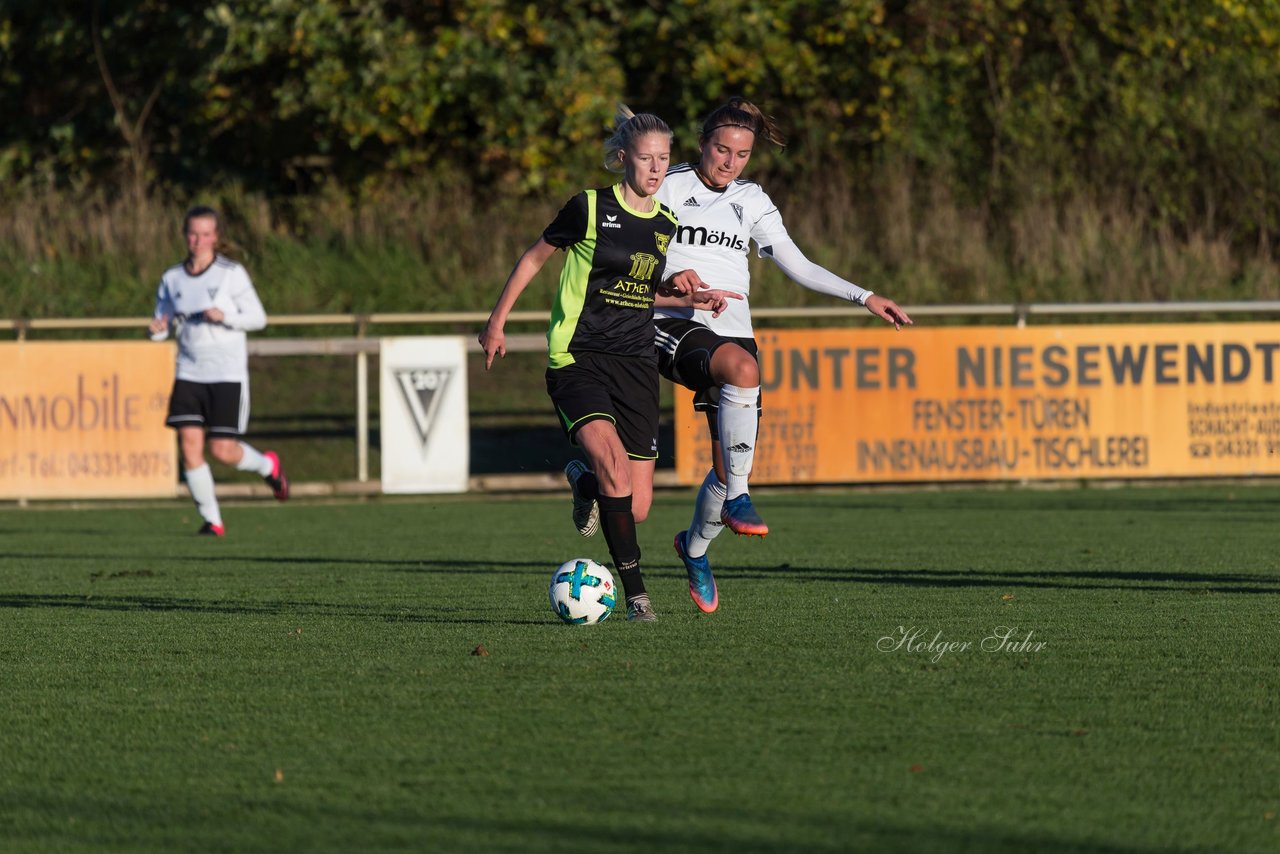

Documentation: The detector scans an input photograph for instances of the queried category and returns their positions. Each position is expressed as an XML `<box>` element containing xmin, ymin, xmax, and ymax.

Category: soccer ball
<box><xmin>549</xmin><ymin>558</ymin><xmax>616</xmax><ymax>625</ymax></box>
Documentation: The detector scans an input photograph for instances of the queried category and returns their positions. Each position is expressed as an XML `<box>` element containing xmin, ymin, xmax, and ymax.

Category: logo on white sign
<box><xmin>394</xmin><ymin>367</ymin><xmax>453</xmax><ymax>450</ymax></box>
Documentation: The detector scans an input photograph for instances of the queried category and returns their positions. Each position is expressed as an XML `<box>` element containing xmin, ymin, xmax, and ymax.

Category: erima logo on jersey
<box><xmin>682</xmin><ymin>196</ymin><xmax>700</xmax><ymax>207</ymax></box>
<box><xmin>394</xmin><ymin>367</ymin><xmax>453</xmax><ymax>450</ymax></box>
<box><xmin>602</xmin><ymin>214</ymin><xmax>622</xmax><ymax>229</ymax></box>
<box><xmin>675</xmin><ymin>224</ymin><xmax>747</xmax><ymax>251</ymax></box>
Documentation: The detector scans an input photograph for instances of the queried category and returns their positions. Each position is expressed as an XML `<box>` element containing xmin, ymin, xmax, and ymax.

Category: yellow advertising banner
<box><xmin>674</xmin><ymin>324</ymin><xmax>1280</xmax><ymax>484</ymax></box>
<box><xmin>0</xmin><ymin>342</ymin><xmax>178</xmax><ymax>498</ymax></box>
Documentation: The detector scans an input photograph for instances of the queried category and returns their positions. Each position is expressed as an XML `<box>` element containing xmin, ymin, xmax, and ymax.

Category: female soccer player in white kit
<box><xmin>148</xmin><ymin>206</ymin><xmax>289</xmax><ymax>536</ymax></box>
<box><xmin>655</xmin><ymin>98</ymin><xmax>912</xmax><ymax>612</ymax></box>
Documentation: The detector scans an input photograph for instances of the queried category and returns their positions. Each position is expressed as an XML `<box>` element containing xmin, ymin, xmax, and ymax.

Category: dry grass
<box><xmin>771</xmin><ymin>163</ymin><xmax>1272</xmax><ymax>308</ymax></box>
<box><xmin>1</xmin><ymin>169</ymin><xmax>1274</xmax><ymax>319</ymax></box>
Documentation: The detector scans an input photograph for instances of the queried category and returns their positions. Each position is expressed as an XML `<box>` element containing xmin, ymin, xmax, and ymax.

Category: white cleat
<box><xmin>564</xmin><ymin>460</ymin><xmax>600</xmax><ymax>538</ymax></box>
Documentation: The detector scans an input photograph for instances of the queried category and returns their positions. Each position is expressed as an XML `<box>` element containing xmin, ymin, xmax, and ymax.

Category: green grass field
<box><xmin>2</xmin><ymin>485</ymin><xmax>1278</xmax><ymax>852</ymax></box>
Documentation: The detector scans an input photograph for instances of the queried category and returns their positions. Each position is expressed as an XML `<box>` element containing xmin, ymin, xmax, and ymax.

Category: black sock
<box><xmin>578</xmin><ymin>469</ymin><xmax>600</xmax><ymax>501</ymax></box>
<box><xmin>597</xmin><ymin>494</ymin><xmax>644</xmax><ymax>599</ymax></box>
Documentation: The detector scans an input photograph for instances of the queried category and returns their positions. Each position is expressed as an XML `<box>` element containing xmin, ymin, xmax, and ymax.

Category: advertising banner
<box><xmin>674</xmin><ymin>324</ymin><xmax>1280</xmax><ymax>484</ymax></box>
<box><xmin>0</xmin><ymin>341</ymin><xmax>177</xmax><ymax>498</ymax></box>
<box><xmin>379</xmin><ymin>336</ymin><xmax>469</xmax><ymax>493</ymax></box>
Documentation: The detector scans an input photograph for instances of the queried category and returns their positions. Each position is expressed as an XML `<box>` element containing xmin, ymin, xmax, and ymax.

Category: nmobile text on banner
<box><xmin>675</xmin><ymin>324</ymin><xmax>1280</xmax><ymax>484</ymax></box>
<box><xmin>0</xmin><ymin>341</ymin><xmax>177</xmax><ymax>499</ymax></box>
<box><xmin>379</xmin><ymin>336</ymin><xmax>469</xmax><ymax>494</ymax></box>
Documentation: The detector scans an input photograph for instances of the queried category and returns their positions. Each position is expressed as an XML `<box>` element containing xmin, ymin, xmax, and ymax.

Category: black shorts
<box><xmin>655</xmin><ymin>317</ymin><xmax>761</xmax><ymax>438</ymax></box>
<box><xmin>545</xmin><ymin>352</ymin><xmax>659</xmax><ymax>460</ymax></box>
<box><xmin>165</xmin><ymin>379</ymin><xmax>248</xmax><ymax>438</ymax></box>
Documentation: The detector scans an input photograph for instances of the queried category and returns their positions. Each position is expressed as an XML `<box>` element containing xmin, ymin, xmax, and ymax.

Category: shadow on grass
<box><xmin>0</xmin><ymin>551</ymin><xmax>552</xmax><ymax>574</ymax></box>
<box><xmin>417</xmin><ymin>811</ymin><xmax>1170</xmax><ymax>854</ymax></box>
<box><xmin>758</xmin><ymin>492</ymin><xmax>1280</xmax><ymax>516</ymax></box>
<box><xmin>2</xmin><ymin>546</ymin><xmax>1275</xmax><ymax>595</ymax></box>
<box><xmin>695</xmin><ymin>563</ymin><xmax>1280</xmax><ymax>595</ymax></box>
<box><xmin>0</xmin><ymin>528</ymin><xmax>120</xmax><ymax>537</ymax></box>
<box><xmin>0</xmin><ymin>593</ymin><xmax>544</xmax><ymax>626</ymax></box>
<box><xmin>0</xmin><ymin>789</ymin><xmax>1182</xmax><ymax>854</ymax></box>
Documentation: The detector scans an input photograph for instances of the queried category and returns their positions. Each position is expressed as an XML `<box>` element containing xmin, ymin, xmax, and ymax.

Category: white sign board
<box><xmin>379</xmin><ymin>336</ymin><xmax>469</xmax><ymax>493</ymax></box>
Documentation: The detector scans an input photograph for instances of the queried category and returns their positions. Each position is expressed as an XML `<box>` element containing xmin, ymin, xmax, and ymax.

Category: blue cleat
<box><xmin>675</xmin><ymin>530</ymin><xmax>718</xmax><ymax>613</ymax></box>
<box><xmin>720</xmin><ymin>493</ymin><xmax>768</xmax><ymax>537</ymax></box>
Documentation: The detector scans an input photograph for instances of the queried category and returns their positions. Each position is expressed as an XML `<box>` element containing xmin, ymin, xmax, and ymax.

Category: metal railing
<box><xmin>8</xmin><ymin>300</ymin><xmax>1280</xmax><ymax>340</ymax></box>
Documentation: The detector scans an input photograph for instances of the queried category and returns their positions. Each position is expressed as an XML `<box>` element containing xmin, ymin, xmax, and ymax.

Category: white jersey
<box><xmin>149</xmin><ymin>255</ymin><xmax>267</xmax><ymax>383</ymax></box>
<box><xmin>656</xmin><ymin>163</ymin><xmax>870</xmax><ymax>338</ymax></box>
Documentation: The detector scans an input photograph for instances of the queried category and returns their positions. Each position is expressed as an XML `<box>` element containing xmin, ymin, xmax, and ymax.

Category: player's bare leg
<box><xmin>575</xmin><ymin>420</ymin><xmax>655</xmax><ymax>621</ymax></box>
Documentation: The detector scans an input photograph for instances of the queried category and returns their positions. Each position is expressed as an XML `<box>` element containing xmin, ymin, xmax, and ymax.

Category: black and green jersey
<box><xmin>543</xmin><ymin>184</ymin><xmax>678</xmax><ymax>368</ymax></box>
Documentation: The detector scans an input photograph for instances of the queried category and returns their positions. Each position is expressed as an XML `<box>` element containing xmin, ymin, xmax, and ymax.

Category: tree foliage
<box><xmin>1</xmin><ymin>0</ymin><xmax>1276</xmax><ymax>245</ymax></box>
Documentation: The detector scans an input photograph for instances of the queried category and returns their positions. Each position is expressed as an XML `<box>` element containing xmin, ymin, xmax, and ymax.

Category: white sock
<box><xmin>718</xmin><ymin>384</ymin><xmax>760</xmax><ymax>500</ymax></box>
<box><xmin>235</xmin><ymin>443</ymin><xmax>273</xmax><ymax>477</ymax></box>
<box><xmin>184</xmin><ymin>463</ymin><xmax>222</xmax><ymax>527</ymax></box>
<box><xmin>685</xmin><ymin>469</ymin><xmax>726</xmax><ymax>558</ymax></box>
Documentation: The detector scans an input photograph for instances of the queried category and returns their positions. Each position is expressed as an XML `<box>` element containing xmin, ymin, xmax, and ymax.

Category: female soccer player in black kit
<box><xmin>479</xmin><ymin>106</ymin><xmax>735</xmax><ymax>622</ymax></box>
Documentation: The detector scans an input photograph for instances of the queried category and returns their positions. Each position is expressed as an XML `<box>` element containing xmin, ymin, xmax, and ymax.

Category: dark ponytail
<box><xmin>699</xmin><ymin>97</ymin><xmax>786</xmax><ymax>149</ymax></box>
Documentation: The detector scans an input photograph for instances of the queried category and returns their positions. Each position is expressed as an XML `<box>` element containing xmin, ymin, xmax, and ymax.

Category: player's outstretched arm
<box><xmin>655</xmin><ymin>288</ymin><xmax>742</xmax><ymax>318</ymax></box>
<box><xmin>763</xmin><ymin>238</ymin><xmax>912</xmax><ymax>330</ymax></box>
<box><xmin>865</xmin><ymin>294</ymin><xmax>913</xmax><ymax>330</ymax></box>
<box><xmin>479</xmin><ymin>237</ymin><xmax>557</xmax><ymax>370</ymax></box>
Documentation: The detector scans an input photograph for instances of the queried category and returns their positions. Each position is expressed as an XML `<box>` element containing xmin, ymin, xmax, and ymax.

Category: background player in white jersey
<box><xmin>148</xmin><ymin>206</ymin><xmax>289</xmax><ymax>536</ymax></box>
<box><xmin>655</xmin><ymin>97</ymin><xmax>912</xmax><ymax>613</ymax></box>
